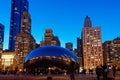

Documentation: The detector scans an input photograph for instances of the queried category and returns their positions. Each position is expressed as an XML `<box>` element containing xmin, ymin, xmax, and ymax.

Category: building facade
<box><xmin>15</xmin><ymin>12</ymin><xmax>36</xmax><ymax>72</ymax></box>
<box><xmin>53</xmin><ymin>36</ymin><xmax>61</xmax><ymax>46</ymax></box>
<box><xmin>40</xmin><ymin>29</ymin><xmax>60</xmax><ymax>46</ymax></box>
<box><xmin>82</xmin><ymin>16</ymin><xmax>103</xmax><ymax>73</ymax></box>
<box><xmin>65</xmin><ymin>42</ymin><xmax>73</xmax><ymax>51</ymax></box>
<box><xmin>103</xmin><ymin>37</ymin><xmax>120</xmax><ymax>66</ymax></box>
<box><xmin>0</xmin><ymin>23</ymin><xmax>4</xmax><ymax>50</ymax></box>
<box><xmin>1</xmin><ymin>51</ymin><xmax>15</xmax><ymax>71</ymax></box>
<box><xmin>9</xmin><ymin>0</ymin><xmax>29</xmax><ymax>51</ymax></box>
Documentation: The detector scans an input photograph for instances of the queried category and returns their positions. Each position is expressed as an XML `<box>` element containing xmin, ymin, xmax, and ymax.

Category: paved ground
<box><xmin>0</xmin><ymin>74</ymin><xmax>120</xmax><ymax>80</ymax></box>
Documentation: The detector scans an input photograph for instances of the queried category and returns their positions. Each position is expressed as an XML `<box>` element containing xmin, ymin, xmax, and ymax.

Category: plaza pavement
<box><xmin>0</xmin><ymin>74</ymin><xmax>120</xmax><ymax>80</ymax></box>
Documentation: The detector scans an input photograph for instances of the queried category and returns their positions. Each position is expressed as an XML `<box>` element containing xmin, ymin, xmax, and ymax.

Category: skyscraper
<box><xmin>82</xmin><ymin>16</ymin><xmax>103</xmax><ymax>73</ymax></box>
<box><xmin>0</xmin><ymin>23</ymin><xmax>4</xmax><ymax>50</ymax></box>
<box><xmin>15</xmin><ymin>12</ymin><xmax>36</xmax><ymax>71</ymax></box>
<box><xmin>9</xmin><ymin>0</ymin><xmax>29</xmax><ymax>51</ymax></box>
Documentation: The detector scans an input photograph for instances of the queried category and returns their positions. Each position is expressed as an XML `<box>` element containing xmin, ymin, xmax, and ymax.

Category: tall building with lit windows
<box><xmin>103</xmin><ymin>37</ymin><xmax>120</xmax><ymax>66</ymax></box>
<box><xmin>82</xmin><ymin>16</ymin><xmax>103</xmax><ymax>73</ymax></box>
<box><xmin>15</xmin><ymin>12</ymin><xmax>36</xmax><ymax>71</ymax></box>
<box><xmin>9</xmin><ymin>0</ymin><xmax>29</xmax><ymax>51</ymax></box>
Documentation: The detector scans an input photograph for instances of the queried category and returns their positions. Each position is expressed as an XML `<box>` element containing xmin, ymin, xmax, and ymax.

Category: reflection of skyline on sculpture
<box><xmin>1</xmin><ymin>0</ymin><xmax>120</xmax><ymax>50</ymax></box>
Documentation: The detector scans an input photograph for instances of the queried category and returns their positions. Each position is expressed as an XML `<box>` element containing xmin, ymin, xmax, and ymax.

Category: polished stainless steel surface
<box><xmin>24</xmin><ymin>46</ymin><xmax>79</xmax><ymax>72</ymax></box>
<box><xmin>25</xmin><ymin>46</ymin><xmax>79</xmax><ymax>63</ymax></box>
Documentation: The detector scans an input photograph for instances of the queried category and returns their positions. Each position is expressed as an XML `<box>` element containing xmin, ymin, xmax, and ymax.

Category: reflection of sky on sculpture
<box><xmin>1</xmin><ymin>0</ymin><xmax>120</xmax><ymax>49</ymax></box>
<box><xmin>25</xmin><ymin>46</ymin><xmax>79</xmax><ymax>63</ymax></box>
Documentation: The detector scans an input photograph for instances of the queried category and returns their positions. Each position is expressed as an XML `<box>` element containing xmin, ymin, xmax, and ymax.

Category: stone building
<box><xmin>40</xmin><ymin>29</ymin><xmax>60</xmax><ymax>46</ymax></box>
<box><xmin>1</xmin><ymin>51</ymin><xmax>15</xmax><ymax>71</ymax></box>
<box><xmin>82</xmin><ymin>16</ymin><xmax>103</xmax><ymax>73</ymax></box>
<box><xmin>15</xmin><ymin>12</ymin><xmax>36</xmax><ymax>72</ymax></box>
<box><xmin>103</xmin><ymin>37</ymin><xmax>120</xmax><ymax>67</ymax></box>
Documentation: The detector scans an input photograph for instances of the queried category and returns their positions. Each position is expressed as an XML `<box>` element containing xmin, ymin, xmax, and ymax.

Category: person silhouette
<box><xmin>102</xmin><ymin>63</ymin><xmax>108</xmax><ymax>80</ymax></box>
<box><xmin>112</xmin><ymin>65</ymin><xmax>116</xmax><ymax>77</ymax></box>
<box><xmin>96</xmin><ymin>65</ymin><xmax>102</xmax><ymax>80</ymax></box>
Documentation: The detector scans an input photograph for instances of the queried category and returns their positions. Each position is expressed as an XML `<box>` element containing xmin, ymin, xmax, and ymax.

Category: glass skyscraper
<box><xmin>0</xmin><ymin>23</ymin><xmax>4</xmax><ymax>50</ymax></box>
<box><xmin>9</xmin><ymin>0</ymin><xmax>29</xmax><ymax>51</ymax></box>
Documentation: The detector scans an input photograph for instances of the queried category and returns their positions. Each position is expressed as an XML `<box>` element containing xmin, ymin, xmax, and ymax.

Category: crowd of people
<box><xmin>96</xmin><ymin>63</ymin><xmax>116</xmax><ymax>80</ymax></box>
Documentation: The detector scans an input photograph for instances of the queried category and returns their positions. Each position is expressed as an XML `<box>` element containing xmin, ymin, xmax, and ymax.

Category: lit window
<box><xmin>15</xmin><ymin>7</ymin><xmax>17</xmax><ymax>10</ymax></box>
<box><xmin>24</xmin><ymin>19</ymin><xmax>28</xmax><ymax>22</ymax></box>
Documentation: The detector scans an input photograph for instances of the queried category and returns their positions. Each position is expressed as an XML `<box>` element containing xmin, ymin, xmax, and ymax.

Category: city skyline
<box><xmin>0</xmin><ymin>0</ymin><xmax>120</xmax><ymax>50</ymax></box>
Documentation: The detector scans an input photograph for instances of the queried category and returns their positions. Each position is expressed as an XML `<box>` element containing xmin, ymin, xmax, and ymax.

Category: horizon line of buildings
<box><xmin>0</xmin><ymin>0</ymin><xmax>120</xmax><ymax>74</ymax></box>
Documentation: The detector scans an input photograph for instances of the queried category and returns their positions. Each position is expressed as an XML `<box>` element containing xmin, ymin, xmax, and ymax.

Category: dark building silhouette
<box><xmin>15</xmin><ymin>12</ymin><xmax>36</xmax><ymax>71</ymax></box>
<box><xmin>0</xmin><ymin>23</ymin><xmax>4</xmax><ymax>50</ymax></box>
<box><xmin>65</xmin><ymin>42</ymin><xmax>73</xmax><ymax>51</ymax></box>
<box><xmin>9</xmin><ymin>0</ymin><xmax>29</xmax><ymax>51</ymax></box>
<box><xmin>77</xmin><ymin>38</ymin><xmax>84</xmax><ymax>72</ymax></box>
<box><xmin>77</xmin><ymin>38</ymin><xmax>82</xmax><ymax>57</ymax></box>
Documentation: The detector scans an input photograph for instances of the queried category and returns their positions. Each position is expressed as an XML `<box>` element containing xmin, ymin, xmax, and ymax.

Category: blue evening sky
<box><xmin>0</xmin><ymin>0</ymin><xmax>120</xmax><ymax>50</ymax></box>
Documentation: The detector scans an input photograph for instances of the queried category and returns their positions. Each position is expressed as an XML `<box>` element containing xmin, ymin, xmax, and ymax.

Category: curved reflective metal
<box><xmin>25</xmin><ymin>46</ymin><xmax>79</xmax><ymax>63</ymax></box>
<box><xmin>24</xmin><ymin>46</ymin><xmax>79</xmax><ymax>73</ymax></box>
